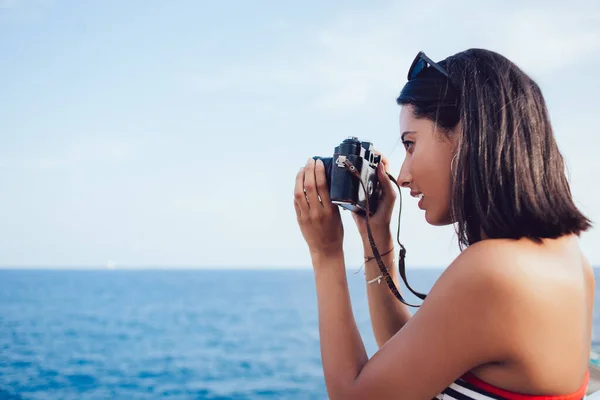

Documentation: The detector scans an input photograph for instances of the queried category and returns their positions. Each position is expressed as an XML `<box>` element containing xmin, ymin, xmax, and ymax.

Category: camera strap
<box><xmin>340</xmin><ymin>158</ymin><xmax>428</xmax><ymax>307</ymax></box>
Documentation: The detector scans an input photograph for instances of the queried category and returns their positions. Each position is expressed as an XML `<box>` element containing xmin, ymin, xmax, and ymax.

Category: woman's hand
<box><xmin>294</xmin><ymin>158</ymin><xmax>344</xmax><ymax>260</ymax></box>
<box><xmin>352</xmin><ymin>155</ymin><xmax>397</xmax><ymax>243</ymax></box>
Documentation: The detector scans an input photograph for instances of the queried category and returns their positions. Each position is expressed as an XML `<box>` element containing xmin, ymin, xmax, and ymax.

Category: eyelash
<box><xmin>402</xmin><ymin>140</ymin><xmax>414</xmax><ymax>150</ymax></box>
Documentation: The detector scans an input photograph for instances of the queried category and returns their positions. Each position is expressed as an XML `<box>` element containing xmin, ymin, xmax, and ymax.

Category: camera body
<box><xmin>313</xmin><ymin>137</ymin><xmax>381</xmax><ymax>215</ymax></box>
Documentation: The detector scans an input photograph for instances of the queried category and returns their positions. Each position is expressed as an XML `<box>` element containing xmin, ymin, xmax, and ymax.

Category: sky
<box><xmin>0</xmin><ymin>0</ymin><xmax>599</xmax><ymax>269</ymax></box>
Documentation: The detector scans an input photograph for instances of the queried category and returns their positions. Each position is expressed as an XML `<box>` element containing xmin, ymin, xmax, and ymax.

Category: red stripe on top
<box><xmin>461</xmin><ymin>370</ymin><xmax>589</xmax><ymax>400</ymax></box>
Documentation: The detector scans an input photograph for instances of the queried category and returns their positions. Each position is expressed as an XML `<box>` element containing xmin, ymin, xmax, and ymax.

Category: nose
<box><xmin>397</xmin><ymin>158</ymin><xmax>412</xmax><ymax>188</ymax></box>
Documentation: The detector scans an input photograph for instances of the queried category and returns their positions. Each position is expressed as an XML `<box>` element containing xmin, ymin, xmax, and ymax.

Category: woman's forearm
<box><xmin>312</xmin><ymin>253</ymin><xmax>368</xmax><ymax>399</ymax></box>
<box><xmin>362</xmin><ymin>235</ymin><xmax>413</xmax><ymax>347</ymax></box>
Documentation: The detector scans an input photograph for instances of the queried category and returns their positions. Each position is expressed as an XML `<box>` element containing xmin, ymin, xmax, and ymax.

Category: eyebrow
<box><xmin>401</xmin><ymin>131</ymin><xmax>417</xmax><ymax>141</ymax></box>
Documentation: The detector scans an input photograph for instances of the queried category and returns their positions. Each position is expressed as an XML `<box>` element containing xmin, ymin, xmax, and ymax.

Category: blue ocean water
<box><xmin>0</xmin><ymin>268</ymin><xmax>598</xmax><ymax>400</ymax></box>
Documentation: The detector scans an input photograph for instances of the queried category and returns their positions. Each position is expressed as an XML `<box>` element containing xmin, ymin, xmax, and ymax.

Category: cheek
<box><xmin>413</xmin><ymin>149</ymin><xmax>452</xmax><ymax>198</ymax></box>
<box><xmin>413</xmin><ymin>150</ymin><xmax>445</xmax><ymax>184</ymax></box>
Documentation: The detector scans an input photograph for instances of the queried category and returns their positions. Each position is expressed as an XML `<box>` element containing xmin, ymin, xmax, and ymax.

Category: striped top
<box><xmin>437</xmin><ymin>370</ymin><xmax>589</xmax><ymax>400</ymax></box>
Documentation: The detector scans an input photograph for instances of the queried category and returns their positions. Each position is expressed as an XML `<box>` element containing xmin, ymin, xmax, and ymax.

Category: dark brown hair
<box><xmin>397</xmin><ymin>48</ymin><xmax>591</xmax><ymax>249</ymax></box>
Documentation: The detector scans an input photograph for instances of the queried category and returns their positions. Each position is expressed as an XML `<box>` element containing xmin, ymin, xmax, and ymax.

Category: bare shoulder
<box><xmin>405</xmin><ymin>239</ymin><xmax>537</xmax><ymax>365</ymax></box>
<box><xmin>352</xmin><ymin>237</ymin><xmax>589</xmax><ymax>398</ymax></box>
<box><xmin>427</xmin><ymin>236</ymin><xmax>593</xmax><ymax>382</ymax></box>
<box><xmin>431</xmin><ymin>239</ymin><xmax>532</xmax><ymax>302</ymax></box>
<box><xmin>350</xmin><ymin>240</ymin><xmax>536</xmax><ymax>399</ymax></box>
<box><xmin>424</xmin><ymin>239</ymin><xmax>555</xmax><ymax>356</ymax></box>
<box><xmin>432</xmin><ymin>237</ymin><xmax>588</xmax><ymax>313</ymax></box>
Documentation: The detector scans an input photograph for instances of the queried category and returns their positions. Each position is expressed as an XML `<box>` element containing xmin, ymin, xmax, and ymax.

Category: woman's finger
<box><xmin>314</xmin><ymin>159</ymin><xmax>330</xmax><ymax>208</ymax></box>
<box><xmin>304</xmin><ymin>158</ymin><xmax>322</xmax><ymax>209</ymax></box>
<box><xmin>294</xmin><ymin>167</ymin><xmax>309</xmax><ymax>214</ymax></box>
<box><xmin>377</xmin><ymin>161</ymin><xmax>397</xmax><ymax>209</ymax></box>
<box><xmin>375</xmin><ymin>151</ymin><xmax>391</xmax><ymax>173</ymax></box>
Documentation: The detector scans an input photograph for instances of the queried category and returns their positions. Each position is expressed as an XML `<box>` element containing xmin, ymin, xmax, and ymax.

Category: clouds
<box><xmin>1</xmin><ymin>1</ymin><xmax>599</xmax><ymax>268</ymax></box>
<box><xmin>188</xmin><ymin>0</ymin><xmax>600</xmax><ymax>115</ymax></box>
<box><xmin>188</xmin><ymin>0</ymin><xmax>600</xmax><ymax>267</ymax></box>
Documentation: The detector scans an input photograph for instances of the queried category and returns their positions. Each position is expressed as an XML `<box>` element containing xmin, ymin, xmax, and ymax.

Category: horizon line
<box><xmin>0</xmin><ymin>265</ymin><xmax>448</xmax><ymax>270</ymax></box>
<box><xmin>1</xmin><ymin>265</ymin><xmax>599</xmax><ymax>271</ymax></box>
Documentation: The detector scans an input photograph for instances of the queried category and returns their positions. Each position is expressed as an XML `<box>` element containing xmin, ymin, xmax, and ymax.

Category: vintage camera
<box><xmin>313</xmin><ymin>137</ymin><xmax>382</xmax><ymax>215</ymax></box>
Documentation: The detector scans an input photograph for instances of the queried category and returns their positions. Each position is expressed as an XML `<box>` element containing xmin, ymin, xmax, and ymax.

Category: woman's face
<box><xmin>397</xmin><ymin>105</ymin><xmax>458</xmax><ymax>226</ymax></box>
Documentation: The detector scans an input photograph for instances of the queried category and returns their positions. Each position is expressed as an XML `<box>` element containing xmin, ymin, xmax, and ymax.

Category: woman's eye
<box><xmin>402</xmin><ymin>140</ymin><xmax>414</xmax><ymax>150</ymax></box>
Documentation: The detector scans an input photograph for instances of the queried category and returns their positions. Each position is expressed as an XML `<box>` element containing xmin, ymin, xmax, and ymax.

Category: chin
<box><xmin>424</xmin><ymin>208</ymin><xmax>453</xmax><ymax>226</ymax></box>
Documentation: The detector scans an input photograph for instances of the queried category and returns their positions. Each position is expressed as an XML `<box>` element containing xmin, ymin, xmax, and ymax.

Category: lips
<box><xmin>410</xmin><ymin>191</ymin><xmax>424</xmax><ymax>209</ymax></box>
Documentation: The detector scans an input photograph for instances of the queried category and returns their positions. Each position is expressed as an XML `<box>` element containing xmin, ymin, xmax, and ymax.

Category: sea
<box><xmin>1</xmin><ymin>268</ymin><xmax>599</xmax><ymax>400</ymax></box>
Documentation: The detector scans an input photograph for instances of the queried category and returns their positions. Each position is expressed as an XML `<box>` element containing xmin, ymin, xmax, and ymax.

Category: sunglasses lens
<box><xmin>409</xmin><ymin>58</ymin><xmax>426</xmax><ymax>80</ymax></box>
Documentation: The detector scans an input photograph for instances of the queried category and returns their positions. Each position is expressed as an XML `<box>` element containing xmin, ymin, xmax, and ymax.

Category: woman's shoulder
<box><xmin>434</xmin><ymin>238</ymin><xmax>537</xmax><ymax>297</ymax></box>
<box><xmin>429</xmin><ymin>234</ymin><xmax>591</xmax><ymax>332</ymax></box>
<box><xmin>442</xmin><ymin>235</ymin><xmax>589</xmax><ymax>288</ymax></box>
<box><xmin>430</xmin><ymin>236</ymin><xmax>593</xmax><ymax>390</ymax></box>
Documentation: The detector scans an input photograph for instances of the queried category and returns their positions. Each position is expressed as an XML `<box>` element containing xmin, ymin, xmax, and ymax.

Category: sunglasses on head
<box><xmin>407</xmin><ymin>51</ymin><xmax>450</xmax><ymax>81</ymax></box>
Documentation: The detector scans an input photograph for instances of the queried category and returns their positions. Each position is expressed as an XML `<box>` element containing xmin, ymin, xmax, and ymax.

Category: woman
<box><xmin>293</xmin><ymin>48</ymin><xmax>594</xmax><ymax>399</ymax></box>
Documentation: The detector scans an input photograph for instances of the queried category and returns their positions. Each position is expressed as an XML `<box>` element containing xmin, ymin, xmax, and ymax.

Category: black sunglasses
<box><xmin>407</xmin><ymin>51</ymin><xmax>450</xmax><ymax>81</ymax></box>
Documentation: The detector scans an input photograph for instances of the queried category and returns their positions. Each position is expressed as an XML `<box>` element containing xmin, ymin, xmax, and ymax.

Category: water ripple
<box><xmin>3</xmin><ymin>268</ymin><xmax>589</xmax><ymax>399</ymax></box>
